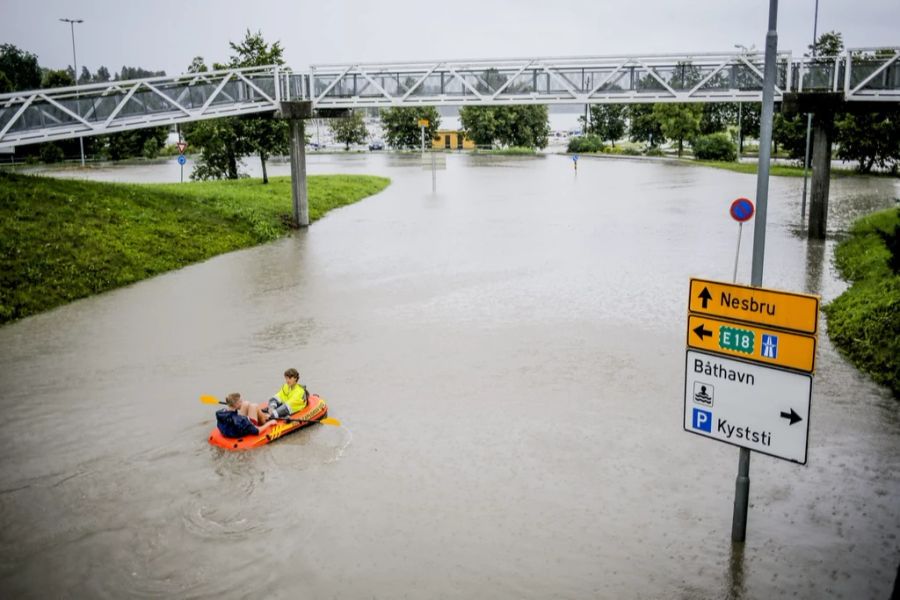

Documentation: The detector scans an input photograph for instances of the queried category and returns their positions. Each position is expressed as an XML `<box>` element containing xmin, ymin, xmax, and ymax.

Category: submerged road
<box><xmin>0</xmin><ymin>153</ymin><xmax>898</xmax><ymax>598</ymax></box>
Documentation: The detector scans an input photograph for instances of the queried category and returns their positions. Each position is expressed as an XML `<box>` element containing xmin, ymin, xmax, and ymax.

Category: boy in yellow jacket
<box><xmin>266</xmin><ymin>367</ymin><xmax>309</xmax><ymax>419</ymax></box>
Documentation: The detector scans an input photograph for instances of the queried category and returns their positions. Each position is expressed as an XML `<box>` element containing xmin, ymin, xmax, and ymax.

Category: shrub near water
<box><xmin>0</xmin><ymin>173</ymin><xmax>390</xmax><ymax>324</ymax></box>
<box><xmin>692</xmin><ymin>133</ymin><xmax>737</xmax><ymax>161</ymax></box>
<box><xmin>823</xmin><ymin>207</ymin><xmax>900</xmax><ymax>397</ymax></box>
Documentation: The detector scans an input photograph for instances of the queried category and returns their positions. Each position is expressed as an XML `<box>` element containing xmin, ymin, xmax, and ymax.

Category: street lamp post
<box><xmin>801</xmin><ymin>0</ymin><xmax>820</xmax><ymax>221</ymax></box>
<box><xmin>733</xmin><ymin>44</ymin><xmax>756</xmax><ymax>162</ymax></box>
<box><xmin>60</xmin><ymin>17</ymin><xmax>85</xmax><ymax>167</ymax></box>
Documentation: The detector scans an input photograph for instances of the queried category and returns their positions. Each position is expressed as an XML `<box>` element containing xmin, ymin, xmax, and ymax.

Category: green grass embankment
<box><xmin>694</xmin><ymin>160</ymin><xmax>862</xmax><ymax>177</ymax></box>
<box><xmin>823</xmin><ymin>207</ymin><xmax>900</xmax><ymax>397</ymax></box>
<box><xmin>0</xmin><ymin>173</ymin><xmax>390</xmax><ymax>324</ymax></box>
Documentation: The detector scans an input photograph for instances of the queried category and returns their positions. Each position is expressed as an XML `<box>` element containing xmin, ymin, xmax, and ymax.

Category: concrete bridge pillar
<box><xmin>808</xmin><ymin>111</ymin><xmax>834</xmax><ymax>240</ymax></box>
<box><xmin>782</xmin><ymin>93</ymin><xmax>844</xmax><ymax>240</ymax></box>
<box><xmin>278</xmin><ymin>101</ymin><xmax>313</xmax><ymax>227</ymax></box>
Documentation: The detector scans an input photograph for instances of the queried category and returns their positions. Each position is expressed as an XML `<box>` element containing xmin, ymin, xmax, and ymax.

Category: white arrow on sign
<box><xmin>683</xmin><ymin>349</ymin><xmax>812</xmax><ymax>464</ymax></box>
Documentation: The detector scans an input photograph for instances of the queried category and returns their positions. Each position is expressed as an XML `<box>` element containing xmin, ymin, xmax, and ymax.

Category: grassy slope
<box><xmin>0</xmin><ymin>173</ymin><xmax>389</xmax><ymax>324</ymax></box>
<box><xmin>823</xmin><ymin>207</ymin><xmax>900</xmax><ymax>397</ymax></box>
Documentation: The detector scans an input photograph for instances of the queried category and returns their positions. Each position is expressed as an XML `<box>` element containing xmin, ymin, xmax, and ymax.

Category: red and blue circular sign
<box><xmin>729</xmin><ymin>197</ymin><xmax>755</xmax><ymax>222</ymax></box>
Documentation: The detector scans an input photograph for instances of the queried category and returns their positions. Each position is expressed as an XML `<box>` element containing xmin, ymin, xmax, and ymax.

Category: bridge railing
<box><xmin>843</xmin><ymin>47</ymin><xmax>900</xmax><ymax>100</ymax></box>
<box><xmin>307</xmin><ymin>52</ymin><xmax>793</xmax><ymax>107</ymax></box>
<box><xmin>0</xmin><ymin>66</ymin><xmax>282</xmax><ymax>147</ymax></box>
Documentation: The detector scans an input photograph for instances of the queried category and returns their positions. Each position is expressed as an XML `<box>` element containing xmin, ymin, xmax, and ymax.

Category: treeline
<box><xmin>566</xmin><ymin>33</ymin><xmax>900</xmax><ymax>173</ymax></box>
<box><xmin>0</xmin><ymin>43</ymin><xmax>170</xmax><ymax>163</ymax></box>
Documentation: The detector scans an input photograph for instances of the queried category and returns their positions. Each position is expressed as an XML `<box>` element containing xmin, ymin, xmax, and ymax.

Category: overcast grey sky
<box><xmin>2</xmin><ymin>0</ymin><xmax>898</xmax><ymax>76</ymax></box>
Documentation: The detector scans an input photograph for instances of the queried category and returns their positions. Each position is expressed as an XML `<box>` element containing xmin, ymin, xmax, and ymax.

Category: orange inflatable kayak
<box><xmin>208</xmin><ymin>394</ymin><xmax>329</xmax><ymax>451</ymax></box>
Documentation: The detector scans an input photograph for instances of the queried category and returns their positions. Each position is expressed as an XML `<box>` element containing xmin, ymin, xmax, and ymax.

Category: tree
<box><xmin>41</xmin><ymin>69</ymin><xmax>74</xmax><ymax>88</ymax></box>
<box><xmin>627</xmin><ymin>104</ymin><xmax>665</xmax><ymax>147</ymax></box>
<box><xmin>699</xmin><ymin>103</ymin><xmax>736</xmax><ymax>135</ymax></box>
<box><xmin>228</xmin><ymin>30</ymin><xmax>289</xmax><ymax>183</ymax></box>
<box><xmin>186</xmin><ymin>117</ymin><xmax>247</xmax><ymax>180</ymax></box>
<box><xmin>458</xmin><ymin>106</ymin><xmax>495</xmax><ymax>146</ymax></box>
<box><xmin>494</xmin><ymin>105</ymin><xmax>550</xmax><ymax>149</ymax></box>
<box><xmin>460</xmin><ymin>105</ymin><xmax>549</xmax><ymax>149</ymax></box>
<box><xmin>772</xmin><ymin>112</ymin><xmax>807</xmax><ymax>160</ymax></box>
<box><xmin>581</xmin><ymin>104</ymin><xmax>627</xmax><ymax>146</ymax></box>
<box><xmin>380</xmin><ymin>106</ymin><xmax>441</xmax><ymax>149</ymax></box>
<box><xmin>809</xmin><ymin>31</ymin><xmax>843</xmax><ymax>57</ymax></box>
<box><xmin>652</xmin><ymin>103</ymin><xmax>702</xmax><ymax>156</ymax></box>
<box><xmin>0</xmin><ymin>44</ymin><xmax>42</xmax><ymax>92</ymax></box>
<box><xmin>329</xmin><ymin>111</ymin><xmax>368</xmax><ymax>150</ymax></box>
<box><xmin>835</xmin><ymin>109</ymin><xmax>900</xmax><ymax>173</ymax></box>
<box><xmin>184</xmin><ymin>32</ymin><xmax>290</xmax><ymax>183</ymax></box>
<box><xmin>94</xmin><ymin>66</ymin><xmax>111</xmax><ymax>82</ymax></box>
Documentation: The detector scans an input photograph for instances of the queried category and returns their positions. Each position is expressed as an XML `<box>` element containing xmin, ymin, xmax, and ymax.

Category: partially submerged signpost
<box><xmin>683</xmin><ymin>0</ymin><xmax>823</xmax><ymax>544</ymax></box>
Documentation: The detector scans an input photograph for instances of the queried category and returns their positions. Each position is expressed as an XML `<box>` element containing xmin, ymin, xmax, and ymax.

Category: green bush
<box><xmin>692</xmin><ymin>133</ymin><xmax>737</xmax><ymax>161</ymax></box>
<box><xmin>644</xmin><ymin>147</ymin><xmax>665</xmax><ymax>157</ymax></box>
<box><xmin>39</xmin><ymin>143</ymin><xmax>64</xmax><ymax>163</ymax></box>
<box><xmin>567</xmin><ymin>135</ymin><xmax>606</xmax><ymax>153</ymax></box>
<box><xmin>823</xmin><ymin>207</ymin><xmax>900</xmax><ymax>397</ymax></box>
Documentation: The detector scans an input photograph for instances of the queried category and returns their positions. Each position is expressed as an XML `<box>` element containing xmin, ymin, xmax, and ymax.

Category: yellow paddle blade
<box><xmin>200</xmin><ymin>395</ymin><xmax>222</xmax><ymax>405</ymax></box>
<box><xmin>320</xmin><ymin>417</ymin><xmax>342</xmax><ymax>427</ymax></box>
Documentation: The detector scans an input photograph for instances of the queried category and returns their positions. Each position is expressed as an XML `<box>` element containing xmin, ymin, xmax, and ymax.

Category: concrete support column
<box><xmin>288</xmin><ymin>118</ymin><xmax>308</xmax><ymax>227</ymax></box>
<box><xmin>278</xmin><ymin>101</ymin><xmax>314</xmax><ymax>228</ymax></box>
<box><xmin>808</xmin><ymin>112</ymin><xmax>834</xmax><ymax>240</ymax></box>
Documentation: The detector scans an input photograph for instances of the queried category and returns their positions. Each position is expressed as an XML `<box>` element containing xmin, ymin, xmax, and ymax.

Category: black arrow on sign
<box><xmin>697</xmin><ymin>286</ymin><xmax>712</xmax><ymax>309</ymax></box>
<box><xmin>780</xmin><ymin>409</ymin><xmax>802</xmax><ymax>425</ymax></box>
<box><xmin>693</xmin><ymin>324</ymin><xmax>713</xmax><ymax>340</ymax></box>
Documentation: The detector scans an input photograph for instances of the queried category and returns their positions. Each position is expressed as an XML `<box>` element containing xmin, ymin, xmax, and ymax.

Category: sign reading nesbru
<box><xmin>684</xmin><ymin>278</ymin><xmax>819</xmax><ymax>464</ymax></box>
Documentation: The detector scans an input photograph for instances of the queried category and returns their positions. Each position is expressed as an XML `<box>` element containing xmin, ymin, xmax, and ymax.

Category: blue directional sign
<box><xmin>177</xmin><ymin>155</ymin><xmax>187</xmax><ymax>166</ymax></box>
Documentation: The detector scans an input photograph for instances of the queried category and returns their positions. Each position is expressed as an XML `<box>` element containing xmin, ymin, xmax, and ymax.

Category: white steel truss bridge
<box><xmin>1</xmin><ymin>48</ymin><xmax>897</xmax><ymax>148</ymax></box>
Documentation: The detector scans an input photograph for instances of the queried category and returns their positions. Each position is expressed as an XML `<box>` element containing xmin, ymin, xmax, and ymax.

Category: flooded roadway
<box><xmin>1</xmin><ymin>153</ymin><xmax>898</xmax><ymax>599</ymax></box>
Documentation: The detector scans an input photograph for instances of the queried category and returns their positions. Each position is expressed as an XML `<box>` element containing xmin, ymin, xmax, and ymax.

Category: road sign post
<box><xmin>729</xmin><ymin>197</ymin><xmax>755</xmax><ymax>282</ymax></box>
<box><xmin>177</xmin><ymin>141</ymin><xmax>188</xmax><ymax>183</ymax></box>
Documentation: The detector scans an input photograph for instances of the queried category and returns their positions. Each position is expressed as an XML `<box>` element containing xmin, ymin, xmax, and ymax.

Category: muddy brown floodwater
<box><xmin>1</xmin><ymin>153</ymin><xmax>898</xmax><ymax>598</ymax></box>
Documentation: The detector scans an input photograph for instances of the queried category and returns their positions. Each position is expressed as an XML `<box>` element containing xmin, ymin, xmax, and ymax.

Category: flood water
<box><xmin>1</xmin><ymin>153</ymin><xmax>898</xmax><ymax>599</ymax></box>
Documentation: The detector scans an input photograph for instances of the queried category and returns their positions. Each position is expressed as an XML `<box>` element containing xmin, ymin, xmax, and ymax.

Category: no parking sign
<box><xmin>730</xmin><ymin>197</ymin><xmax>754</xmax><ymax>222</ymax></box>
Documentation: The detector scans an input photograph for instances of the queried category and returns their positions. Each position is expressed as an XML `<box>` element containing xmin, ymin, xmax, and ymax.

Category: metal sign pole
<box><xmin>431</xmin><ymin>150</ymin><xmax>436</xmax><ymax>193</ymax></box>
<box><xmin>733</xmin><ymin>222</ymin><xmax>743</xmax><ymax>283</ymax></box>
<box><xmin>733</xmin><ymin>0</ymin><xmax>778</xmax><ymax>544</ymax></box>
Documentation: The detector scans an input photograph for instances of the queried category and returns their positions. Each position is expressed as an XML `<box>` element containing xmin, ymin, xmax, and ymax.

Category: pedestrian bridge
<box><xmin>1</xmin><ymin>48</ymin><xmax>897</xmax><ymax>148</ymax></box>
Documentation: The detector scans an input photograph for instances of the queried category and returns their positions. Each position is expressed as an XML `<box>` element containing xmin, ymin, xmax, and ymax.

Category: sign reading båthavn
<box><xmin>688</xmin><ymin>278</ymin><xmax>819</xmax><ymax>335</ymax></box>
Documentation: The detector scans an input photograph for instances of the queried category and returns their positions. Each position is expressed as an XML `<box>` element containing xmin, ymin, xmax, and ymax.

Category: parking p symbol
<box><xmin>692</xmin><ymin>408</ymin><xmax>712</xmax><ymax>432</ymax></box>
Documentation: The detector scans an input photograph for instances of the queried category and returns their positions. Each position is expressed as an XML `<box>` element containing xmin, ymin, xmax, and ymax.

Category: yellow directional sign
<box><xmin>689</xmin><ymin>278</ymin><xmax>819</xmax><ymax>334</ymax></box>
<box><xmin>687</xmin><ymin>314</ymin><xmax>817</xmax><ymax>373</ymax></box>
<box><xmin>418</xmin><ymin>119</ymin><xmax>429</xmax><ymax>127</ymax></box>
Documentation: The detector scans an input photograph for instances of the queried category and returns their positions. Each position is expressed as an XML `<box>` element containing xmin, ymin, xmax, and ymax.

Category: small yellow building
<box><xmin>432</xmin><ymin>130</ymin><xmax>475</xmax><ymax>150</ymax></box>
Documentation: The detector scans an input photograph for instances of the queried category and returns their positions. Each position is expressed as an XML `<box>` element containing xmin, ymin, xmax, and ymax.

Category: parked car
<box><xmin>368</xmin><ymin>140</ymin><xmax>385</xmax><ymax>151</ymax></box>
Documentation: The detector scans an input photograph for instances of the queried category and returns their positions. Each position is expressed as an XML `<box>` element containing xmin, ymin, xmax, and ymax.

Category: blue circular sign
<box><xmin>177</xmin><ymin>155</ymin><xmax>187</xmax><ymax>166</ymax></box>
<box><xmin>730</xmin><ymin>197</ymin><xmax>754</xmax><ymax>222</ymax></box>
<box><xmin>572</xmin><ymin>154</ymin><xmax>579</xmax><ymax>162</ymax></box>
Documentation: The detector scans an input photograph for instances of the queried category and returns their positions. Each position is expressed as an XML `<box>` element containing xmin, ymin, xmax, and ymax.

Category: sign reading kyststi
<box><xmin>684</xmin><ymin>350</ymin><xmax>812</xmax><ymax>464</ymax></box>
<box><xmin>689</xmin><ymin>278</ymin><xmax>819</xmax><ymax>335</ymax></box>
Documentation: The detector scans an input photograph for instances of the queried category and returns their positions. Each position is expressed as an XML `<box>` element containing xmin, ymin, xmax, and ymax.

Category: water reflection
<box><xmin>726</xmin><ymin>543</ymin><xmax>746</xmax><ymax>600</ymax></box>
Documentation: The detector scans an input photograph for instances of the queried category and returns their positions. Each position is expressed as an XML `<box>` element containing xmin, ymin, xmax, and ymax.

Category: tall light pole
<box><xmin>801</xmin><ymin>0</ymin><xmax>820</xmax><ymax>221</ymax></box>
<box><xmin>733</xmin><ymin>44</ymin><xmax>755</xmax><ymax>161</ymax></box>
<box><xmin>60</xmin><ymin>17</ymin><xmax>85</xmax><ymax>167</ymax></box>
